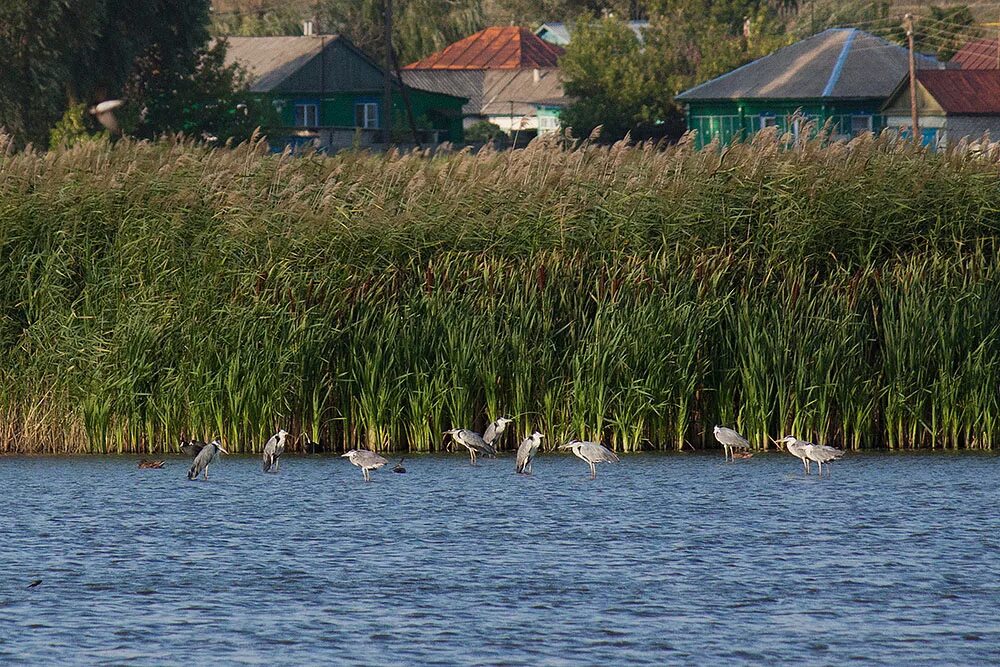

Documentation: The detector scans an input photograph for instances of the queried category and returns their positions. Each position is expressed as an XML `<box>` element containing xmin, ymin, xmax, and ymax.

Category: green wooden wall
<box><xmin>270</xmin><ymin>88</ymin><xmax>465</xmax><ymax>143</ymax></box>
<box><xmin>685</xmin><ymin>99</ymin><xmax>886</xmax><ymax>148</ymax></box>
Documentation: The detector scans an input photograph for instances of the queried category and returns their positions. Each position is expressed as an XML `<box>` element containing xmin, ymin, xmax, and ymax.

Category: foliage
<box><xmin>3</xmin><ymin>134</ymin><xmax>1000</xmax><ymax>454</ymax></box>
<box><xmin>0</xmin><ymin>0</ymin><xmax>256</xmax><ymax>147</ymax></box>
<box><xmin>560</xmin><ymin>8</ymin><xmax>791</xmax><ymax>141</ymax></box>
<box><xmin>465</xmin><ymin>120</ymin><xmax>507</xmax><ymax>142</ymax></box>
<box><xmin>49</xmin><ymin>104</ymin><xmax>107</xmax><ymax>150</ymax></box>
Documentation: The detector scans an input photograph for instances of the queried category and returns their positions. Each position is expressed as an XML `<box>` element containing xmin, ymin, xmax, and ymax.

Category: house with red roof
<box><xmin>401</xmin><ymin>26</ymin><xmax>568</xmax><ymax>135</ymax></box>
<box><xmin>883</xmin><ymin>69</ymin><xmax>1000</xmax><ymax>146</ymax></box>
<box><xmin>950</xmin><ymin>38</ymin><xmax>1000</xmax><ymax>70</ymax></box>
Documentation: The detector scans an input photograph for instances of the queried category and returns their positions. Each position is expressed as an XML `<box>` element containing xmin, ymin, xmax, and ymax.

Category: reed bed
<box><xmin>1</xmin><ymin>131</ymin><xmax>1000</xmax><ymax>454</ymax></box>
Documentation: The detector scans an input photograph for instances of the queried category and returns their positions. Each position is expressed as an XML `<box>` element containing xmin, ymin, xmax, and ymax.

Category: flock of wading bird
<box><xmin>141</xmin><ymin>420</ymin><xmax>845</xmax><ymax>482</ymax></box>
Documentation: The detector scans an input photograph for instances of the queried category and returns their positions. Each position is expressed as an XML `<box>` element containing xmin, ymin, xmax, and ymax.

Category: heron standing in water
<box><xmin>803</xmin><ymin>441</ymin><xmax>844</xmax><ymax>476</ymax></box>
<box><xmin>776</xmin><ymin>435</ymin><xmax>843</xmax><ymax>475</ymax></box>
<box><xmin>444</xmin><ymin>428</ymin><xmax>496</xmax><ymax>465</ymax></box>
<box><xmin>560</xmin><ymin>440</ymin><xmax>619</xmax><ymax>479</ymax></box>
<box><xmin>713</xmin><ymin>425</ymin><xmax>751</xmax><ymax>461</ymax></box>
<box><xmin>483</xmin><ymin>417</ymin><xmax>513</xmax><ymax>449</ymax></box>
<box><xmin>262</xmin><ymin>429</ymin><xmax>288</xmax><ymax>473</ymax></box>
<box><xmin>342</xmin><ymin>449</ymin><xmax>389</xmax><ymax>481</ymax></box>
<box><xmin>187</xmin><ymin>440</ymin><xmax>228</xmax><ymax>480</ymax></box>
<box><xmin>515</xmin><ymin>431</ymin><xmax>544</xmax><ymax>475</ymax></box>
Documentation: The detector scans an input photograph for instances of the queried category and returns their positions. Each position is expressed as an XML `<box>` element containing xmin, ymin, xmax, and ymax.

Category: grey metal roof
<box><xmin>224</xmin><ymin>36</ymin><xmax>330</xmax><ymax>92</ymax></box>
<box><xmin>223</xmin><ymin>34</ymin><xmax>410</xmax><ymax>95</ymax></box>
<box><xmin>400</xmin><ymin>70</ymin><xmax>486</xmax><ymax>116</ymax></box>
<box><xmin>676</xmin><ymin>29</ymin><xmax>942</xmax><ymax>102</ymax></box>
<box><xmin>481</xmin><ymin>69</ymin><xmax>566</xmax><ymax>116</ymax></box>
<box><xmin>401</xmin><ymin>68</ymin><xmax>566</xmax><ymax>117</ymax></box>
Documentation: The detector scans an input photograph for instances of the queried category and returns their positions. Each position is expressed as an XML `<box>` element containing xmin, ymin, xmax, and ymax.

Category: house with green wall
<box><xmin>224</xmin><ymin>35</ymin><xmax>466</xmax><ymax>150</ymax></box>
<box><xmin>676</xmin><ymin>29</ymin><xmax>942</xmax><ymax>148</ymax></box>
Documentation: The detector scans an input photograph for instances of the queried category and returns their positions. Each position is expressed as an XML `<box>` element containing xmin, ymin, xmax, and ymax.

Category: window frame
<box><xmin>294</xmin><ymin>103</ymin><xmax>319</xmax><ymax>128</ymax></box>
<box><xmin>354</xmin><ymin>102</ymin><xmax>380</xmax><ymax>129</ymax></box>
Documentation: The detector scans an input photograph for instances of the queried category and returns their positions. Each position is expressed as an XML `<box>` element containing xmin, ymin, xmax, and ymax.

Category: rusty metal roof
<box><xmin>403</xmin><ymin>26</ymin><xmax>563</xmax><ymax>70</ymax></box>
<box><xmin>951</xmin><ymin>38</ymin><xmax>1000</xmax><ymax>70</ymax></box>
<box><xmin>917</xmin><ymin>69</ymin><xmax>1000</xmax><ymax>114</ymax></box>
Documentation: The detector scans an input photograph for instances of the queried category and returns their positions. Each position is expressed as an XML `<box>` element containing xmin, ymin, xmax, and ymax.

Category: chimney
<box><xmin>533</xmin><ymin>68</ymin><xmax>540</xmax><ymax>83</ymax></box>
<box><xmin>303</xmin><ymin>20</ymin><xmax>315</xmax><ymax>36</ymax></box>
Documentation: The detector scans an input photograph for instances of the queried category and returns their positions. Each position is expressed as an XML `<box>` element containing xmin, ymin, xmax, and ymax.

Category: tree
<box><xmin>559</xmin><ymin>6</ymin><xmax>790</xmax><ymax>142</ymax></box>
<box><xmin>0</xmin><ymin>0</ymin><xmax>255</xmax><ymax>147</ymax></box>
<box><xmin>559</xmin><ymin>17</ymin><xmax>668</xmax><ymax>140</ymax></box>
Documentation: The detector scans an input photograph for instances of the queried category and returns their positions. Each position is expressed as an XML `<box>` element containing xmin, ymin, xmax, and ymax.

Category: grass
<box><xmin>1</xmin><ymin>130</ymin><xmax>1000</xmax><ymax>454</ymax></box>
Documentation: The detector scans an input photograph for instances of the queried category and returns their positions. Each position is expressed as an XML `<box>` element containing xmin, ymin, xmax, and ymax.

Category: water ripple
<box><xmin>1</xmin><ymin>451</ymin><xmax>999</xmax><ymax>664</ymax></box>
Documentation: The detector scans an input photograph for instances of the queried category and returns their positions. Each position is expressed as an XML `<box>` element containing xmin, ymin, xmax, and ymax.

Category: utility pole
<box><xmin>905</xmin><ymin>14</ymin><xmax>919</xmax><ymax>144</ymax></box>
<box><xmin>382</xmin><ymin>0</ymin><xmax>392</xmax><ymax>145</ymax></box>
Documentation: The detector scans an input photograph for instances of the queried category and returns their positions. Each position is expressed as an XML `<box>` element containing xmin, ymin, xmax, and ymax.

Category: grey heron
<box><xmin>444</xmin><ymin>428</ymin><xmax>496</xmax><ymax>465</ymax></box>
<box><xmin>775</xmin><ymin>435</ymin><xmax>811</xmax><ymax>473</ymax></box>
<box><xmin>515</xmin><ymin>431</ymin><xmax>544</xmax><ymax>474</ymax></box>
<box><xmin>262</xmin><ymin>429</ymin><xmax>288</xmax><ymax>473</ymax></box>
<box><xmin>713</xmin><ymin>425</ymin><xmax>751</xmax><ymax>461</ymax></box>
<box><xmin>483</xmin><ymin>417</ymin><xmax>513</xmax><ymax>448</ymax></box>
<box><xmin>559</xmin><ymin>440</ymin><xmax>619</xmax><ymax>479</ymax></box>
<box><xmin>179</xmin><ymin>438</ymin><xmax>206</xmax><ymax>457</ymax></box>
<box><xmin>802</xmin><ymin>441</ymin><xmax>844</xmax><ymax>476</ymax></box>
<box><xmin>187</xmin><ymin>440</ymin><xmax>228</xmax><ymax>480</ymax></box>
<box><xmin>89</xmin><ymin>99</ymin><xmax>123</xmax><ymax>134</ymax></box>
<box><xmin>342</xmin><ymin>449</ymin><xmax>389</xmax><ymax>481</ymax></box>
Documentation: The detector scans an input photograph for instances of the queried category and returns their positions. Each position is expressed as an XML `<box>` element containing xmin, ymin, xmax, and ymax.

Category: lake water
<box><xmin>1</xmin><ymin>451</ymin><xmax>999</xmax><ymax>665</ymax></box>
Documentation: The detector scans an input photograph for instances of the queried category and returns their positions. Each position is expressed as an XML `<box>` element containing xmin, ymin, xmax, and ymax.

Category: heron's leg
<box><xmin>364</xmin><ymin>468</ymin><xmax>370</xmax><ymax>482</ymax></box>
<box><xmin>275</xmin><ymin>458</ymin><xmax>279</xmax><ymax>472</ymax></box>
<box><xmin>589</xmin><ymin>462</ymin><xmax>596</xmax><ymax>479</ymax></box>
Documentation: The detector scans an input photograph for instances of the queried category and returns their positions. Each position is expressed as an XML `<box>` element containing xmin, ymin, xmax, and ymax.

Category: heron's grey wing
<box><xmin>515</xmin><ymin>438</ymin><xmax>532</xmax><ymax>471</ymax></box>
<box><xmin>717</xmin><ymin>427</ymin><xmax>750</xmax><ymax>448</ymax></box>
<box><xmin>815</xmin><ymin>445</ymin><xmax>844</xmax><ymax>462</ymax></box>
<box><xmin>188</xmin><ymin>446</ymin><xmax>211</xmax><ymax>478</ymax></box>
<box><xmin>588</xmin><ymin>443</ymin><xmax>619</xmax><ymax>463</ymax></box>
<box><xmin>459</xmin><ymin>429</ymin><xmax>492</xmax><ymax>454</ymax></box>
<box><xmin>263</xmin><ymin>434</ymin><xmax>278</xmax><ymax>456</ymax></box>
<box><xmin>483</xmin><ymin>421</ymin><xmax>499</xmax><ymax>446</ymax></box>
<box><xmin>357</xmin><ymin>451</ymin><xmax>388</xmax><ymax>468</ymax></box>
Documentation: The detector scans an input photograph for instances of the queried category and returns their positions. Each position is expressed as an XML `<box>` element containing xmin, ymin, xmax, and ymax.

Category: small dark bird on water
<box><xmin>303</xmin><ymin>436</ymin><xmax>325</xmax><ymax>454</ymax></box>
<box><xmin>393</xmin><ymin>458</ymin><xmax>406</xmax><ymax>473</ymax></box>
<box><xmin>138</xmin><ymin>459</ymin><xmax>165</xmax><ymax>469</ymax></box>
<box><xmin>27</xmin><ymin>580</ymin><xmax>42</xmax><ymax>589</ymax></box>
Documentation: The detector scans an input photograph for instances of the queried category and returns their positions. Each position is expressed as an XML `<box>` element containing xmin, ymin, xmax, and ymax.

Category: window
<box><xmin>538</xmin><ymin>114</ymin><xmax>559</xmax><ymax>132</ymax></box>
<box><xmin>355</xmin><ymin>102</ymin><xmax>379</xmax><ymax>129</ymax></box>
<box><xmin>851</xmin><ymin>115</ymin><xmax>873</xmax><ymax>136</ymax></box>
<box><xmin>294</xmin><ymin>103</ymin><xmax>318</xmax><ymax>127</ymax></box>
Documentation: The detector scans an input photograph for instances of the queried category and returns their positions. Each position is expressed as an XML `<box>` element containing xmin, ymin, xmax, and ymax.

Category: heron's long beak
<box><xmin>340</xmin><ymin>453</ymin><xmax>351</xmax><ymax>458</ymax></box>
<box><xmin>218</xmin><ymin>445</ymin><xmax>229</xmax><ymax>454</ymax></box>
<box><xmin>558</xmin><ymin>444</ymin><xmax>574</xmax><ymax>449</ymax></box>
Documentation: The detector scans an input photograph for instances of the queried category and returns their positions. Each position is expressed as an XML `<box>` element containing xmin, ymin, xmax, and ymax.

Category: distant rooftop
<box><xmin>917</xmin><ymin>69</ymin><xmax>1000</xmax><ymax>114</ymax></box>
<box><xmin>951</xmin><ymin>38</ymin><xmax>1000</xmax><ymax>70</ymax></box>
<box><xmin>403</xmin><ymin>26</ymin><xmax>564</xmax><ymax>70</ymax></box>
<box><xmin>401</xmin><ymin>68</ymin><xmax>566</xmax><ymax>118</ymax></box>
<box><xmin>535</xmin><ymin>20</ymin><xmax>649</xmax><ymax>46</ymax></box>
<box><xmin>223</xmin><ymin>35</ymin><xmax>333</xmax><ymax>92</ymax></box>
<box><xmin>677</xmin><ymin>29</ymin><xmax>942</xmax><ymax>102</ymax></box>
